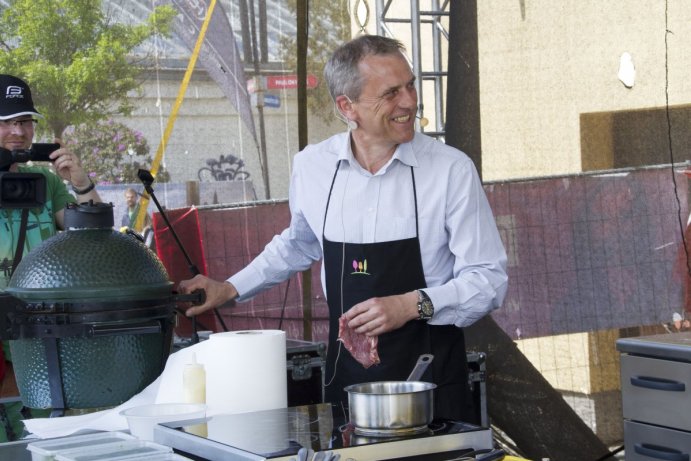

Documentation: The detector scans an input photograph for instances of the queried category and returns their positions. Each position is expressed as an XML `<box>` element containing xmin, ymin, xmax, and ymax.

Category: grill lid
<box><xmin>7</xmin><ymin>202</ymin><xmax>172</xmax><ymax>302</ymax></box>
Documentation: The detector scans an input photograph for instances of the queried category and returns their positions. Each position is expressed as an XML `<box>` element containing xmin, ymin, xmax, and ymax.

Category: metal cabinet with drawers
<box><xmin>616</xmin><ymin>332</ymin><xmax>691</xmax><ymax>461</ymax></box>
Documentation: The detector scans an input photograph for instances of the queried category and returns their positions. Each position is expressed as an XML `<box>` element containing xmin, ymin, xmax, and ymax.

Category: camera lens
<box><xmin>0</xmin><ymin>172</ymin><xmax>46</xmax><ymax>208</ymax></box>
<box><xmin>2</xmin><ymin>177</ymin><xmax>35</xmax><ymax>200</ymax></box>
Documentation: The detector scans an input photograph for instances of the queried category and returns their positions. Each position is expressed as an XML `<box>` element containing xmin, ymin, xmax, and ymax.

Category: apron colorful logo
<box><xmin>351</xmin><ymin>259</ymin><xmax>370</xmax><ymax>275</ymax></box>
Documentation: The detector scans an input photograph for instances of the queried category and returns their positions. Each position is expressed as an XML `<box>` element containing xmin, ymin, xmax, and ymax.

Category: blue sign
<box><xmin>264</xmin><ymin>93</ymin><xmax>281</xmax><ymax>108</ymax></box>
<box><xmin>250</xmin><ymin>93</ymin><xmax>281</xmax><ymax>109</ymax></box>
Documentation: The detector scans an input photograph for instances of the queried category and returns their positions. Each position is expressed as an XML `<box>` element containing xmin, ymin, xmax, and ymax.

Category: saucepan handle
<box><xmin>407</xmin><ymin>353</ymin><xmax>434</xmax><ymax>381</ymax></box>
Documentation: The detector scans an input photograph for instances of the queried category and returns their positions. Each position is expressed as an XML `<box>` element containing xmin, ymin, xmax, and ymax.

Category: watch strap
<box><xmin>72</xmin><ymin>179</ymin><xmax>95</xmax><ymax>195</ymax></box>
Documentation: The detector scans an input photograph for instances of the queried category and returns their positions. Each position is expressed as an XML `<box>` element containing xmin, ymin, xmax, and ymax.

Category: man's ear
<box><xmin>335</xmin><ymin>95</ymin><xmax>354</xmax><ymax>118</ymax></box>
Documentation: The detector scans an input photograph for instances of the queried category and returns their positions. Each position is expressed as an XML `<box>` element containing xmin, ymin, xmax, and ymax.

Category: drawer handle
<box><xmin>634</xmin><ymin>443</ymin><xmax>689</xmax><ymax>461</ymax></box>
<box><xmin>631</xmin><ymin>376</ymin><xmax>686</xmax><ymax>392</ymax></box>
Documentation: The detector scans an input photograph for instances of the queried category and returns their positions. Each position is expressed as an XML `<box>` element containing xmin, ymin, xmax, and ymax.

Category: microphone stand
<box><xmin>137</xmin><ymin>169</ymin><xmax>228</xmax><ymax>343</ymax></box>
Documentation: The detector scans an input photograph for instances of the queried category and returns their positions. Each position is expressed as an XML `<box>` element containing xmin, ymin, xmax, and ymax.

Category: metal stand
<box><xmin>43</xmin><ymin>338</ymin><xmax>65</xmax><ymax>417</ymax></box>
<box><xmin>137</xmin><ymin>169</ymin><xmax>228</xmax><ymax>341</ymax></box>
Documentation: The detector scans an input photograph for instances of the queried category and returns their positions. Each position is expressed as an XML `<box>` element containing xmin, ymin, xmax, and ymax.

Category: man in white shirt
<box><xmin>179</xmin><ymin>35</ymin><xmax>508</xmax><ymax>422</ymax></box>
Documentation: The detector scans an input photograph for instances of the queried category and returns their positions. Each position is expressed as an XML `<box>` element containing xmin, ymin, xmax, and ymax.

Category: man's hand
<box><xmin>49</xmin><ymin>140</ymin><xmax>89</xmax><ymax>187</ymax></box>
<box><xmin>178</xmin><ymin>275</ymin><xmax>238</xmax><ymax>317</ymax></box>
<box><xmin>343</xmin><ymin>291</ymin><xmax>419</xmax><ymax>336</ymax></box>
<box><xmin>49</xmin><ymin>139</ymin><xmax>101</xmax><ymax>230</ymax></box>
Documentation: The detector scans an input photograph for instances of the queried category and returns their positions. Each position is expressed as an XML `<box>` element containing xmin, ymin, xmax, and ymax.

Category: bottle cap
<box><xmin>186</xmin><ymin>352</ymin><xmax>204</xmax><ymax>369</ymax></box>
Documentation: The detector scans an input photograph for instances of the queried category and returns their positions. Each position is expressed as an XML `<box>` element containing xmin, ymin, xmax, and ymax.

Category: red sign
<box><xmin>266</xmin><ymin>74</ymin><xmax>318</xmax><ymax>90</ymax></box>
<box><xmin>247</xmin><ymin>74</ymin><xmax>319</xmax><ymax>93</ymax></box>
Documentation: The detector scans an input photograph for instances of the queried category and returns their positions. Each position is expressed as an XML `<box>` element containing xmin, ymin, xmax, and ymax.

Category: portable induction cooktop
<box><xmin>154</xmin><ymin>403</ymin><xmax>493</xmax><ymax>461</ymax></box>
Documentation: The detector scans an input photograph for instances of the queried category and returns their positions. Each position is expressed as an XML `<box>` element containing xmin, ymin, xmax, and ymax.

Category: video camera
<box><xmin>0</xmin><ymin>143</ymin><xmax>60</xmax><ymax>209</ymax></box>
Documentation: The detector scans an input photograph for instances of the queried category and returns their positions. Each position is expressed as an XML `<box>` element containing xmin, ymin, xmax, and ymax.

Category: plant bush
<box><xmin>63</xmin><ymin>119</ymin><xmax>169</xmax><ymax>184</ymax></box>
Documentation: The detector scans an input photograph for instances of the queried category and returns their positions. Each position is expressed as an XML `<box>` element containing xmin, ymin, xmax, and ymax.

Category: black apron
<box><xmin>322</xmin><ymin>160</ymin><xmax>474</xmax><ymax>422</ymax></box>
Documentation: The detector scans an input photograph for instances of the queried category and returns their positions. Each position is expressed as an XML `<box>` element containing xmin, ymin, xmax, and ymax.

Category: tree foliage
<box><xmin>280</xmin><ymin>0</ymin><xmax>351</xmax><ymax>123</ymax></box>
<box><xmin>63</xmin><ymin>119</ymin><xmax>170</xmax><ymax>184</ymax></box>
<box><xmin>0</xmin><ymin>0</ymin><xmax>176</xmax><ymax>137</ymax></box>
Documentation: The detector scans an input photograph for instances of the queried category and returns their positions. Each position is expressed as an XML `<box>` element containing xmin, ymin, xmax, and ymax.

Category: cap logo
<box><xmin>6</xmin><ymin>85</ymin><xmax>24</xmax><ymax>98</ymax></box>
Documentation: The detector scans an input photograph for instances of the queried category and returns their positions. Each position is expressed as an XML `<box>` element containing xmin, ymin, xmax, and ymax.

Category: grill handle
<box><xmin>91</xmin><ymin>321</ymin><xmax>162</xmax><ymax>337</ymax></box>
<box><xmin>173</xmin><ymin>289</ymin><xmax>205</xmax><ymax>306</ymax></box>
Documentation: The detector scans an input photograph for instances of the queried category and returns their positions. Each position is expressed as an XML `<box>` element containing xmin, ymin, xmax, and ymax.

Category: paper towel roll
<box><xmin>201</xmin><ymin>330</ymin><xmax>287</xmax><ymax>415</ymax></box>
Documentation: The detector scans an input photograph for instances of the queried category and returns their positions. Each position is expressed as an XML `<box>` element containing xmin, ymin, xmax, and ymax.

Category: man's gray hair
<box><xmin>324</xmin><ymin>35</ymin><xmax>406</xmax><ymax>102</ymax></box>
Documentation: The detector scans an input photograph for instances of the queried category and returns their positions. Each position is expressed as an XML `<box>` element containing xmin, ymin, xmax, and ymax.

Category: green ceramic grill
<box><xmin>2</xmin><ymin>202</ymin><xmax>177</xmax><ymax>413</ymax></box>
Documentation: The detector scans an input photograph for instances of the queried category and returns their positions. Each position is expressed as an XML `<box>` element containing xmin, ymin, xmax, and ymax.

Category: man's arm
<box><xmin>423</xmin><ymin>158</ymin><xmax>508</xmax><ymax>328</ymax></box>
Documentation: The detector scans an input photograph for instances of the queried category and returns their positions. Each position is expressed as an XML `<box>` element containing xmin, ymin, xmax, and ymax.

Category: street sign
<box><xmin>247</xmin><ymin>74</ymin><xmax>319</xmax><ymax>93</ymax></box>
<box><xmin>264</xmin><ymin>93</ymin><xmax>280</xmax><ymax>108</ymax></box>
<box><xmin>250</xmin><ymin>93</ymin><xmax>281</xmax><ymax>108</ymax></box>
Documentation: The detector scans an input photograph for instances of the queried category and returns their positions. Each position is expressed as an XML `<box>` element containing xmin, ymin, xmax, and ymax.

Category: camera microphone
<box><xmin>416</xmin><ymin>115</ymin><xmax>429</xmax><ymax>128</ymax></box>
<box><xmin>28</xmin><ymin>143</ymin><xmax>61</xmax><ymax>162</ymax></box>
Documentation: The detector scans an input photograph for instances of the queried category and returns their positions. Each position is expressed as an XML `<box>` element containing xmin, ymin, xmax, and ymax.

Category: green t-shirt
<box><xmin>0</xmin><ymin>165</ymin><xmax>76</xmax><ymax>289</ymax></box>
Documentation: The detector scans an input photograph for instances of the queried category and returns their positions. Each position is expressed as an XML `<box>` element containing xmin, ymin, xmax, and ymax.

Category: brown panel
<box><xmin>581</xmin><ymin>104</ymin><xmax>691</xmax><ymax>171</ymax></box>
<box><xmin>581</xmin><ymin>112</ymin><xmax>614</xmax><ymax>171</ymax></box>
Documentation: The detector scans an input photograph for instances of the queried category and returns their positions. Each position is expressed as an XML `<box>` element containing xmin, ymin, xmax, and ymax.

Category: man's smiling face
<box><xmin>350</xmin><ymin>53</ymin><xmax>418</xmax><ymax>150</ymax></box>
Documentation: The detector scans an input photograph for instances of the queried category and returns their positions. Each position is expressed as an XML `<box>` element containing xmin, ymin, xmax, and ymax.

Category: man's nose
<box><xmin>400</xmin><ymin>87</ymin><xmax>418</xmax><ymax>108</ymax></box>
<box><xmin>9</xmin><ymin>123</ymin><xmax>25</xmax><ymax>134</ymax></box>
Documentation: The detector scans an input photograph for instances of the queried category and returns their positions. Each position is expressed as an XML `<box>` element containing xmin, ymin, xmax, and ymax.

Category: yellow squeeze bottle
<box><xmin>183</xmin><ymin>352</ymin><xmax>206</xmax><ymax>404</ymax></box>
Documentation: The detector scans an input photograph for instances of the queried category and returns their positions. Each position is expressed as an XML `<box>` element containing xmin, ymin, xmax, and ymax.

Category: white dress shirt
<box><xmin>229</xmin><ymin>132</ymin><xmax>508</xmax><ymax>327</ymax></box>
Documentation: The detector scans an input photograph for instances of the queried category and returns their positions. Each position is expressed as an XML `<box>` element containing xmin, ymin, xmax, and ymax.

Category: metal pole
<box><xmin>259</xmin><ymin>0</ymin><xmax>268</xmax><ymax>63</ymax></box>
<box><xmin>248</xmin><ymin>0</ymin><xmax>271</xmax><ymax>199</ymax></box>
<box><xmin>297</xmin><ymin>0</ymin><xmax>312</xmax><ymax>341</ymax></box>
<box><xmin>431</xmin><ymin>0</ymin><xmax>444</xmax><ymax>133</ymax></box>
<box><xmin>410</xmin><ymin>0</ymin><xmax>423</xmax><ymax>126</ymax></box>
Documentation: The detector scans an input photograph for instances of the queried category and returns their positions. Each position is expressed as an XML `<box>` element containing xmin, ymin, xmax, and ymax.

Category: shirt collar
<box><xmin>335</xmin><ymin>132</ymin><xmax>420</xmax><ymax>174</ymax></box>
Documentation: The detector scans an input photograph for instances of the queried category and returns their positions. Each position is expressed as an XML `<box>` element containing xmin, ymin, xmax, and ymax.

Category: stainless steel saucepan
<box><xmin>344</xmin><ymin>354</ymin><xmax>435</xmax><ymax>435</ymax></box>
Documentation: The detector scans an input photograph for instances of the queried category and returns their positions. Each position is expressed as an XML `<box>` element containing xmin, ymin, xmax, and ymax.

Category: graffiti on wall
<box><xmin>197</xmin><ymin>154</ymin><xmax>251</xmax><ymax>182</ymax></box>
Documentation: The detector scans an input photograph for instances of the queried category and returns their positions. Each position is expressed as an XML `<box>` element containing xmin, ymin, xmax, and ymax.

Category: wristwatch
<box><xmin>417</xmin><ymin>289</ymin><xmax>434</xmax><ymax>320</ymax></box>
<box><xmin>72</xmin><ymin>179</ymin><xmax>95</xmax><ymax>195</ymax></box>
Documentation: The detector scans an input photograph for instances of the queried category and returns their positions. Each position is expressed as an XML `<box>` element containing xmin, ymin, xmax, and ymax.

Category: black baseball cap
<box><xmin>0</xmin><ymin>74</ymin><xmax>41</xmax><ymax>120</ymax></box>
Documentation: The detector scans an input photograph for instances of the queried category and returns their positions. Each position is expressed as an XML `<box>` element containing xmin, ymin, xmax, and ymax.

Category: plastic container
<box><xmin>27</xmin><ymin>432</ymin><xmax>136</xmax><ymax>461</ymax></box>
<box><xmin>119</xmin><ymin>403</ymin><xmax>207</xmax><ymax>441</ymax></box>
<box><xmin>54</xmin><ymin>439</ymin><xmax>171</xmax><ymax>461</ymax></box>
<box><xmin>128</xmin><ymin>454</ymin><xmax>193</xmax><ymax>461</ymax></box>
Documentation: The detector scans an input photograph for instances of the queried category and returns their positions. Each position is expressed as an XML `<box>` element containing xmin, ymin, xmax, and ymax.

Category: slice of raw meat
<box><xmin>337</xmin><ymin>315</ymin><xmax>380</xmax><ymax>368</ymax></box>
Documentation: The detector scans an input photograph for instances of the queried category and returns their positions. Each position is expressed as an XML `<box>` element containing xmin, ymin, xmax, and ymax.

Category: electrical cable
<box><xmin>324</xmin><ymin>161</ymin><xmax>350</xmax><ymax>388</ymax></box>
<box><xmin>277</xmin><ymin>278</ymin><xmax>291</xmax><ymax>330</ymax></box>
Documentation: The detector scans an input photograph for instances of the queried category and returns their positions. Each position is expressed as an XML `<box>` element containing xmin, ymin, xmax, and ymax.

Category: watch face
<box><xmin>418</xmin><ymin>291</ymin><xmax>434</xmax><ymax>319</ymax></box>
<box><xmin>420</xmin><ymin>300</ymin><xmax>434</xmax><ymax>317</ymax></box>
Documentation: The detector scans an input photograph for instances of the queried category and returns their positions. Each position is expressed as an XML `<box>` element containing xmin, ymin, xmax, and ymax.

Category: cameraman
<box><xmin>0</xmin><ymin>74</ymin><xmax>100</xmax><ymax>439</ymax></box>
<box><xmin>0</xmin><ymin>75</ymin><xmax>100</xmax><ymax>247</ymax></box>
